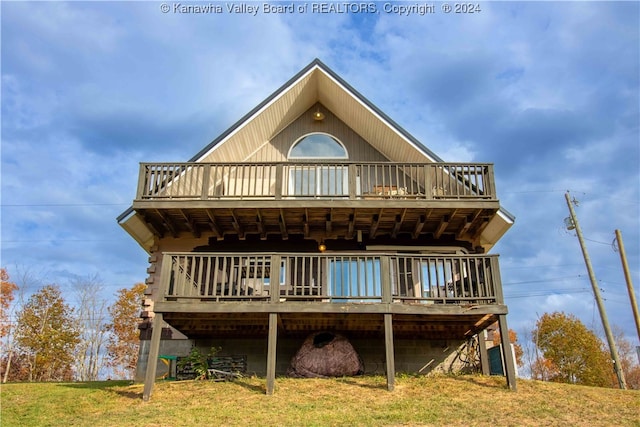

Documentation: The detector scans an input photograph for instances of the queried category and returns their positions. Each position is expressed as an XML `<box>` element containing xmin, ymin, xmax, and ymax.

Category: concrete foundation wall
<box><xmin>135</xmin><ymin>338</ymin><xmax>193</xmax><ymax>382</ymax></box>
<box><xmin>136</xmin><ymin>334</ymin><xmax>467</xmax><ymax>381</ymax></box>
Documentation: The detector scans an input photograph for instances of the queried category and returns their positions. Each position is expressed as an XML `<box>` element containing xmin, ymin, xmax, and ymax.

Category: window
<box><xmin>288</xmin><ymin>164</ymin><xmax>348</xmax><ymax>196</ymax></box>
<box><xmin>288</xmin><ymin>133</ymin><xmax>348</xmax><ymax>159</ymax></box>
<box><xmin>328</xmin><ymin>256</ymin><xmax>382</xmax><ymax>302</ymax></box>
<box><xmin>256</xmin><ymin>258</ymin><xmax>286</xmax><ymax>287</ymax></box>
<box><xmin>287</xmin><ymin>133</ymin><xmax>350</xmax><ymax>197</ymax></box>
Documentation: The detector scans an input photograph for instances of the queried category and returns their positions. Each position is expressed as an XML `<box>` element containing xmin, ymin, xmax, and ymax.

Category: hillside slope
<box><xmin>2</xmin><ymin>375</ymin><xmax>638</xmax><ymax>426</ymax></box>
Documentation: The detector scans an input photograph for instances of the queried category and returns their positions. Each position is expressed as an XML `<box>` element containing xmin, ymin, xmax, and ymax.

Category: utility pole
<box><xmin>564</xmin><ymin>192</ymin><xmax>627</xmax><ymax>389</ymax></box>
<box><xmin>615</xmin><ymin>229</ymin><xmax>640</xmax><ymax>342</ymax></box>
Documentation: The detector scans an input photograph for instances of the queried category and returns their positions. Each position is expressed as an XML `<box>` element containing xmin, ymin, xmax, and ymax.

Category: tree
<box><xmin>14</xmin><ymin>285</ymin><xmax>81</xmax><ymax>381</ymax></box>
<box><xmin>530</xmin><ymin>356</ymin><xmax>561</xmax><ymax>382</ymax></box>
<box><xmin>533</xmin><ymin>312</ymin><xmax>612</xmax><ymax>387</ymax></box>
<box><xmin>106</xmin><ymin>283</ymin><xmax>146</xmax><ymax>379</ymax></box>
<box><xmin>613</xmin><ymin>326</ymin><xmax>640</xmax><ymax>390</ymax></box>
<box><xmin>1</xmin><ymin>265</ymin><xmax>50</xmax><ymax>382</ymax></box>
<box><xmin>73</xmin><ymin>275</ymin><xmax>109</xmax><ymax>381</ymax></box>
<box><xmin>0</xmin><ymin>268</ymin><xmax>18</xmax><ymax>338</ymax></box>
<box><xmin>1</xmin><ymin>268</ymin><xmax>19</xmax><ymax>382</ymax></box>
<box><xmin>492</xmin><ymin>327</ymin><xmax>524</xmax><ymax>367</ymax></box>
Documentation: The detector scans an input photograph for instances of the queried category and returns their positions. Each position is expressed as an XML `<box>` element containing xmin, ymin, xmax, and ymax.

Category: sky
<box><xmin>2</xmin><ymin>1</ymin><xmax>639</xmax><ymax>371</ymax></box>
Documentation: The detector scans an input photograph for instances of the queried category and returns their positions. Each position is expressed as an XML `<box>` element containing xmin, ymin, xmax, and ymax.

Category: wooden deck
<box><xmin>143</xmin><ymin>251</ymin><xmax>516</xmax><ymax>398</ymax></box>
<box><xmin>136</xmin><ymin>162</ymin><xmax>496</xmax><ymax>201</ymax></box>
<box><xmin>131</xmin><ymin>162</ymin><xmax>500</xmax><ymax>243</ymax></box>
<box><xmin>153</xmin><ymin>252</ymin><xmax>507</xmax><ymax>340</ymax></box>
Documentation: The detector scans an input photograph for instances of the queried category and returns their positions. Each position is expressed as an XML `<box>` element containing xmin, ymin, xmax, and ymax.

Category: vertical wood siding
<box><xmin>249</xmin><ymin>104</ymin><xmax>390</xmax><ymax>162</ymax></box>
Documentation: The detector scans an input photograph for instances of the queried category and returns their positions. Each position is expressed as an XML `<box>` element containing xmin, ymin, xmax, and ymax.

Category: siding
<box><xmin>248</xmin><ymin>104</ymin><xmax>389</xmax><ymax>163</ymax></box>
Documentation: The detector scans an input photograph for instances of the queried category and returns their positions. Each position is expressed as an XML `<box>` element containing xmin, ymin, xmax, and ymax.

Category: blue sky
<box><xmin>2</xmin><ymin>1</ymin><xmax>639</xmax><ymax>364</ymax></box>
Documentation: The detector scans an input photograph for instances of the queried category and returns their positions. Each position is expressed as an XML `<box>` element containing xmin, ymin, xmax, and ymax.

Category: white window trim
<box><xmin>287</xmin><ymin>132</ymin><xmax>349</xmax><ymax>160</ymax></box>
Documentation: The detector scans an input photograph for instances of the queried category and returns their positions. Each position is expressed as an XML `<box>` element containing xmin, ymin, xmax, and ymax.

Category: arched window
<box><xmin>287</xmin><ymin>133</ymin><xmax>350</xmax><ymax>197</ymax></box>
<box><xmin>288</xmin><ymin>133</ymin><xmax>348</xmax><ymax>159</ymax></box>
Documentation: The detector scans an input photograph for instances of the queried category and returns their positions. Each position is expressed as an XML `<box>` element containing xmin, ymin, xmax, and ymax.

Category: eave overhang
<box><xmin>117</xmin><ymin>208</ymin><xmax>156</xmax><ymax>253</ymax></box>
<box><xmin>117</xmin><ymin>59</ymin><xmax>515</xmax><ymax>253</ymax></box>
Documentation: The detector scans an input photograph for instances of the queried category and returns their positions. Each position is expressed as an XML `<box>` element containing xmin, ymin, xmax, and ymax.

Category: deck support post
<box><xmin>477</xmin><ymin>330</ymin><xmax>490</xmax><ymax>376</ymax></box>
<box><xmin>498</xmin><ymin>314</ymin><xmax>517</xmax><ymax>391</ymax></box>
<box><xmin>142</xmin><ymin>313</ymin><xmax>164</xmax><ymax>401</ymax></box>
<box><xmin>384</xmin><ymin>313</ymin><xmax>395</xmax><ymax>391</ymax></box>
<box><xmin>266</xmin><ymin>312</ymin><xmax>278</xmax><ymax>395</ymax></box>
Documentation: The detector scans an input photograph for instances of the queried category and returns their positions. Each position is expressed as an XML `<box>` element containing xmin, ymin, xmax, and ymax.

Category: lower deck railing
<box><xmin>161</xmin><ymin>253</ymin><xmax>503</xmax><ymax>305</ymax></box>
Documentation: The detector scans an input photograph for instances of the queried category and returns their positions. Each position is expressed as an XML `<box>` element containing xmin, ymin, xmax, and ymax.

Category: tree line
<box><xmin>1</xmin><ymin>266</ymin><xmax>638</xmax><ymax>388</ymax></box>
<box><xmin>0</xmin><ymin>268</ymin><xmax>144</xmax><ymax>382</ymax></box>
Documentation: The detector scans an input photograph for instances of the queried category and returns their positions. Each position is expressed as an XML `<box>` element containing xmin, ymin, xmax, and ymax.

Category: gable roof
<box><xmin>190</xmin><ymin>58</ymin><xmax>444</xmax><ymax>165</ymax></box>
<box><xmin>118</xmin><ymin>59</ymin><xmax>514</xmax><ymax>250</ymax></box>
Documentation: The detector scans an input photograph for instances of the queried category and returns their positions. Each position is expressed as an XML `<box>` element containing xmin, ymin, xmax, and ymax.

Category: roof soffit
<box><xmin>196</xmin><ymin>66</ymin><xmax>319</xmax><ymax>162</ymax></box>
<box><xmin>315</xmin><ymin>71</ymin><xmax>437</xmax><ymax>163</ymax></box>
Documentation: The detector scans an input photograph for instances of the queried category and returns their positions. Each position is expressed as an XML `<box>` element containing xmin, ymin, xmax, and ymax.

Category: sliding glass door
<box><xmin>328</xmin><ymin>256</ymin><xmax>381</xmax><ymax>302</ymax></box>
<box><xmin>288</xmin><ymin>165</ymin><xmax>348</xmax><ymax>197</ymax></box>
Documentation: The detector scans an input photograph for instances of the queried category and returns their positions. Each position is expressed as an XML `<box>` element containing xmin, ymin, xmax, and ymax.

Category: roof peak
<box><xmin>190</xmin><ymin>59</ymin><xmax>443</xmax><ymax>163</ymax></box>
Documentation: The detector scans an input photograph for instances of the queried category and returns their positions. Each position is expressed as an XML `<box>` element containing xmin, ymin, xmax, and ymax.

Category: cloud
<box><xmin>1</xmin><ymin>1</ymin><xmax>638</xmax><ymax>352</ymax></box>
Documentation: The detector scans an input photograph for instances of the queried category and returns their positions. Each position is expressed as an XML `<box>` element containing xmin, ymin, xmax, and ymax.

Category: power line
<box><xmin>502</xmin><ymin>275</ymin><xmax>582</xmax><ymax>286</ymax></box>
<box><xmin>2</xmin><ymin>239</ymin><xmax>124</xmax><ymax>243</ymax></box>
<box><xmin>583</xmin><ymin>237</ymin><xmax>615</xmax><ymax>246</ymax></box>
<box><xmin>501</xmin><ymin>190</ymin><xmax>568</xmax><ymax>195</ymax></box>
<box><xmin>501</xmin><ymin>263</ymin><xmax>585</xmax><ymax>271</ymax></box>
<box><xmin>1</xmin><ymin>203</ymin><xmax>130</xmax><ymax>207</ymax></box>
<box><xmin>500</xmin><ymin>189</ymin><xmax>639</xmax><ymax>206</ymax></box>
<box><xmin>505</xmin><ymin>287</ymin><xmax>591</xmax><ymax>298</ymax></box>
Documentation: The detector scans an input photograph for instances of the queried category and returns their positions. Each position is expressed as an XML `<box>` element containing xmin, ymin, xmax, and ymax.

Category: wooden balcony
<box><xmin>153</xmin><ymin>252</ymin><xmax>507</xmax><ymax>340</ymax></box>
<box><xmin>136</xmin><ymin>162</ymin><xmax>496</xmax><ymax>201</ymax></box>
<box><xmin>132</xmin><ymin>162</ymin><xmax>500</xmax><ymax>244</ymax></box>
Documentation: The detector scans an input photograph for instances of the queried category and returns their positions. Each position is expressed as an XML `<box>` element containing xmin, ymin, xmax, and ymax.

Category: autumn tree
<box><xmin>73</xmin><ymin>275</ymin><xmax>109</xmax><ymax>381</ymax></box>
<box><xmin>530</xmin><ymin>356</ymin><xmax>561</xmax><ymax>382</ymax></box>
<box><xmin>0</xmin><ymin>268</ymin><xmax>18</xmax><ymax>338</ymax></box>
<box><xmin>1</xmin><ymin>268</ymin><xmax>19</xmax><ymax>382</ymax></box>
<box><xmin>533</xmin><ymin>312</ymin><xmax>612</xmax><ymax>387</ymax></box>
<box><xmin>492</xmin><ymin>327</ymin><xmax>524</xmax><ymax>367</ymax></box>
<box><xmin>1</xmin><ymin>266</ymin><xmax>44</xmax><ymax>382</ymax></box>
<box><xmin>613</xmin><ymin>326</ymin><xmax>640</xmax><ymax>390</ymax></box>
<box><xmin>106</xmin><ymin>283</ymin><xmax>146</xmax><ymax>379</ymax></box>
<box><xmin>14</xmin><ymin>284</ymin><xmax>81</xmax><ymax>381</ymax></box>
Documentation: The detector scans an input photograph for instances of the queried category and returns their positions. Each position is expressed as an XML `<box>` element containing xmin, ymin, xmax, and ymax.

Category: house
<box><xmin>117</xmin><ymin>59</ymin><xmax>517</xmax><ymax>400</ymax></box>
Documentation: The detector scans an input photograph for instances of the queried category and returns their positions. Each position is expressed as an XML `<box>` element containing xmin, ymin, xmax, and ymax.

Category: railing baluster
<box><xmin>270</xmin><ymin>255</ymin><xmax>280</xmax><ymax>302</ymax></box>
<box><xmin>196</xmin><ymin>255</ymin><xmax>204</xmax><ymax>297</ymax></box>
<box><xmin>158</xmin><ymin>253</ymin><xmax>502</xmax><ymax>304</ymax></box>
<box><xmin>275</xmin><ymin>164</ymin><xmax>283</xmax><ymax>199</ymax></box>
<box><xmin>250</xmin><ymin>165</ymin><xmax>256</xmax><ymax>197</ymax></box>
<box><xmin>182</xmin><ymin>164</ymin><xmax>189</xmax><ymax>197</ymax></box>
<box><xmin>189</xmin><ymin>164</ymin><xmax>197</xmax><ymax>197</ymax></box>
<box><xmin>156</xmin><ymin>165</ymin><xmax>165</xmax><ymax>197</ymax></box>
<box><xmin>172</xmin><ymin>164</ymin><xmax>180</xmax><ymax>198</ymax></box>
<box><xmin>188</xmin><ymin>254</ymin><xmax>197</xmax><ymax>298</ymax></box>
<box><xmin>220</xmin><ymin>257</ymin><xmax>228</xmax><ymax>297</ymax></box>
<box><xmin>301</xmin><ymin>254</ymin><xmax>308</xmax><ymax>295</ymax></box>
<box><xmin>138</xmin><ymin>161</ymin><xmax>496</xmax><ymax>201</ymax></box>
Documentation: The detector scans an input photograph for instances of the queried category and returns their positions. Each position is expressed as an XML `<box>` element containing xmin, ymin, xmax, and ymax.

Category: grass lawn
<box><xmin>1</xmin><ymin>375</ymin><xmax>638</xmax><ymax>426</ymax></box>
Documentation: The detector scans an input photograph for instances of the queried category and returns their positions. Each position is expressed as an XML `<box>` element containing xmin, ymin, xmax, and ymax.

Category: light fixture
<box><xmin>313</xmin><ymin>108</ymin><xmax>325</xmax><ymax>121</ymax></box>
<box><xmin>318</xmin><ymin>241</ymin><xmax>327</xmax><ymax>252</ymax></box>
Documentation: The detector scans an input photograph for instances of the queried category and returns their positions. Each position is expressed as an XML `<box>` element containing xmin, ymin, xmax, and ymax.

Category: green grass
<box><xmin>1</xmin><ymin>375</ymin><xmax>638</xmax><ymax>426</ymax></box>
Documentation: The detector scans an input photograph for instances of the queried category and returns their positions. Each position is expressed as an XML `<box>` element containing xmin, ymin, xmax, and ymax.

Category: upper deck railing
<box><xmin>160</xmin><ymin>252</ymin><xmax>503</xmax><ymax>306</ymax></box>
<box><xmin>136</xmin><ymin>162</ymin><xmax>496</xmax><ymax>201</ymax></box>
